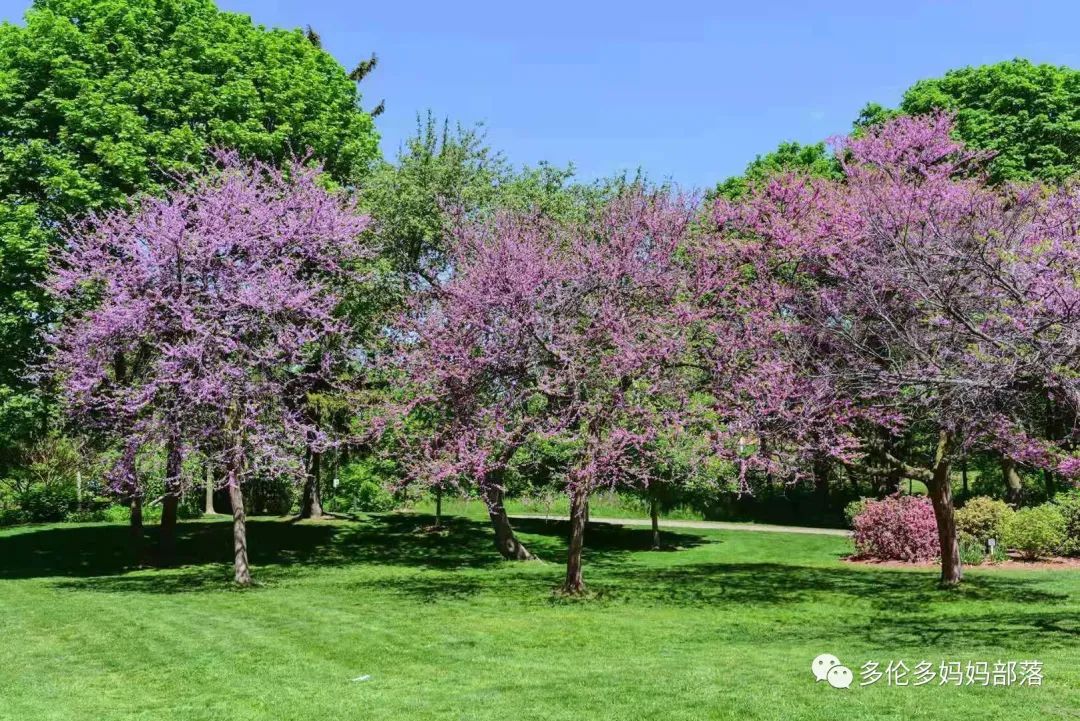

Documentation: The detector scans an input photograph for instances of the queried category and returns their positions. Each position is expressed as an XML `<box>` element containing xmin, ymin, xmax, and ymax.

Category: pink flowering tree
<box><xmin>710</xmin><ymin>114</ymin><xmax>1080</xmax><ymax>585</ymax></box>
<box><xmin>47</xmin><ymin>153</ymin><xmax>371</xmax><ymax>583</ymax></box>
<box><xmin>389</xmin><ymin>191</ymin><xmax>698</xmax><ymax>593</ymax></box>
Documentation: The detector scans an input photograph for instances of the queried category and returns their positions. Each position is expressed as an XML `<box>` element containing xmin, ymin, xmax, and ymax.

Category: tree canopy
<box><xmin>719</xmin><ymin>59</ymin><xmax>1080</xmax><ymax>201</ymax></box>
<box><xmin>896</xmin><ymin>59</ymin><xmax>1080</xmax><ymax>183</ymax></box>
<box><xmin>0</xmin><ymin>0</ymin><xmax>381</xmax><ymax>461</ymax></box>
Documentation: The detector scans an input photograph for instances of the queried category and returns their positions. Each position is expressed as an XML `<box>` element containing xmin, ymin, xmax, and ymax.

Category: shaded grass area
<box><xmin>0</xmin><ymin>514</ymin><xmax>1078</xmax><ymax>720</ymax></box>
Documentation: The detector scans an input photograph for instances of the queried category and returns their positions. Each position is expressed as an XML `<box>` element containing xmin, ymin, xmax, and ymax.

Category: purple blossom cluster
<box><xmin>48</xmin><ymin>152</ymin><xmax>371</xmax><ymax>582</ymax></box>
<box><xmin>392</xmin><ymin>114</ymin><xmax>1079</xmax><ymax>590</ymax></box>
<box><xmin>46</xmin><ymin>116</ymin><xmax>1079</xmax><ymax>589</ymax></box>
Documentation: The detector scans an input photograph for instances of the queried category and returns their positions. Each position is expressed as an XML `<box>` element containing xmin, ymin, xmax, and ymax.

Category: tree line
<box><xmin>0</xmin><ymin>1</ymin><xmax>1078</xmax><ymax>593</ymax></box>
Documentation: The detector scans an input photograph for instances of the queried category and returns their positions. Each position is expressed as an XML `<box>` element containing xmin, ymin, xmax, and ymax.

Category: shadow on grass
<box><xmin>6</xmin><ymin>512</ymin><xmax>1080</xmax><ymax>652</ymax></box>
<box><xmin>0</xmin><ymin>512</ymin><xmax>706</xmax><ymax>582</ymax></box>
<box><xmin>328</xmin><ymin>558</ymin><xmax>1070</xmax><ymax>610</ymax></box>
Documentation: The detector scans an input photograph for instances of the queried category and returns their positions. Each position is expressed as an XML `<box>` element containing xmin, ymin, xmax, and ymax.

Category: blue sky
<box><xmin>3</xmin><ymin>1</ymin><xmax>1080</xmax><ymax>189</ymax></box>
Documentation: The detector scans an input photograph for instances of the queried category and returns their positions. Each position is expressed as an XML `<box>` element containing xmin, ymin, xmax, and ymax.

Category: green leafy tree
<box><xmin>362</xmin><ymin>112</ymin><xmax>622</xmax><ymax>295</ymax></box>
<box><xmin>869</xmin><ymin>59</ymin><xmax>1080</xmax><ymax>183</ymax></box>
<box><xmin>0</xmin><ymin>0</ymin><xmax>381</xmax><ymax>462</ymax></box>
<box><xmin>714</xmin><ymin>141</ymin><xmax>840</xmax><ymax>200</ymax></box>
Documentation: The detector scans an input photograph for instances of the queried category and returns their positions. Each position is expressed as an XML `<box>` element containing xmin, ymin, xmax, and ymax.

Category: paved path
<box><xmin>511</xmin><ymin>513</ymin><xmax>852</xmax><ymax>537</ymax></box>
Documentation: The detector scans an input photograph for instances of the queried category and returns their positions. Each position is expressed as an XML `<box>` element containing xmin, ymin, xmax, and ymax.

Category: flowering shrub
<box><xmin>1004</xmin><ymin>504</ymin><xmax>1066</xmax><ymax>559</ymax></box>
<box><xmin>956</xmin><ymin>496</ymin><xmax>1014</xmax><ymax>545</ymax></box>
<box><xmin>852</xmin><ymin>495</ymin><xmax>940</xmax><ymax>562</ymax></box>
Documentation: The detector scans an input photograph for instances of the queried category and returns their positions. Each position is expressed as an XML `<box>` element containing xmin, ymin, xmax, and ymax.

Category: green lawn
<box><xmin>0</xmin><ymin>514</ymin><xmax>1077</xmax><ymax>720</ymax></box>
<box><xmin>411</xmin><ymin>490</ymin><xmax>709</xmax><ymax>521</ymax></box>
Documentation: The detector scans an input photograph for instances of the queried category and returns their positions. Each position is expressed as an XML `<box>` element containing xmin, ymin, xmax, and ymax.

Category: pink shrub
<box><xmin>852</xmin><ymin>495</ymin><xmax>940</xmax><ymax>562</ymax></box>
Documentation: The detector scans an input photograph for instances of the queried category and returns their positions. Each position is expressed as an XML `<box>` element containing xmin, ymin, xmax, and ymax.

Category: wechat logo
<box><xmin>812</xmin><ymin>653</ymin><xmax>853</xmax><ymax>689</ymax></box>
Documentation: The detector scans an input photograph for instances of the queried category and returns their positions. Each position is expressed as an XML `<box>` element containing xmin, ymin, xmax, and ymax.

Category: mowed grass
<box><xmin>0</xmin><ymin>514</ymin><xmax>1078</xmax><ymax>721</ymax></box>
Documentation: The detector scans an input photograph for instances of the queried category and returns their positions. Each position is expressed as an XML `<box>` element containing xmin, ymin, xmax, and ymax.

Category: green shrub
<box><xmin>0</xmin><ymin>507</ymin><xmax>26</xmax><ymax>526</ymax></box>
<box><xmin>1003</xmin><ymin>504</ymin><xmax>1066</xmax><ymax>560</ymax></box>
<box><xmin>65</xmin><ymin>508</ymin><xmax>104</xmax><ymax>523</ymax></box>
<box><xmin>1053</xmin><ymin>490</ymin><xmax>1080</xmax><ymax>556</ymax></box>
<box><xmin>843</xmin><ymin>497</ymin><xmax>870</xmax><ymax>529</ymax></box>
<box><xmin>245</xmin><ymin>477</ymin><xmax>294</xmax><ymax>516</ymax></box>
<box><xmin>341</xmin><ymin>478</ymin><xmax>395</xmax><ymax>513</ymax></box>
<box><xmin>328</xmin><ymin>458</ymin><xmax>396</xmax><ymax>514</ymax></box>
<box><xmin>958</xmin><ymin>534</ymin><xmax>986</xmax><ymax>566</ymax></box>
<box><xmin>19</xmin><ymin>483</ymin><xmax>78</xmax><ymax>523</ymax></box>
<box><xmin>102</xmin><ymin>504</ymin><xmax>133</xmax><ymax>524</ymax></box>
<box><xmin>956</xmin><ymin>496</ymin><xmax>1013</xmax><ymax>545</ymax></box>
<box><xmin>139</xmin><ymin>503</ymin><xmax>163</xmax><ymax>523</ymax></box>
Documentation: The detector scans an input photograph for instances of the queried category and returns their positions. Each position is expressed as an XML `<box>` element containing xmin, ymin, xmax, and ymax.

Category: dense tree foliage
<box><xmin>0</xmin><ymin>0</ymin><xmax>380</xmax><ymax>461</ymax></box>
<box><xmin>721</xmin><ymin>59</ymin><xmax>1080</xmax><ymax>205</ymax></box>
<box><xmin>388</xmin><ymin>191</ymin><xmax>698</xmax><ymax>591</ymax></box>
<box><xmin>48</xmin><ymin>154</ymin><xmax>371</xmax><ymax>581</ymax></box>
<box><xmin>0</xmin><ymin>3</ymin><xmax>1076</xmax><ymax>597</ymax></box>
<box><xmin>715</xmin><ymin>115</ymin><xmax>1080</xmax><ymax>584</ymax></box>
<box><xmin>714</xmin><ymin>141</ymin><xmax>840</xmax><ymax>200</ymax></box>
<box><xmin>896</xmin><ymin>59</ymin><xmax>1080</xmax><ymax>183</ymax></box>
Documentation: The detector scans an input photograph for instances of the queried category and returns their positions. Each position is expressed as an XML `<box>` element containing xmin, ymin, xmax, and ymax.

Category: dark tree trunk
<box><xmin>1002</xmin><ymin>457</ymin><xmax>1023</xmax><ymax>507</ymax></box>
<box><xmin>482</xmin><ymin>485</ymin><xmax>534</xmax><ymax>560</ymax></box>
<box><xmin>434</xmin><ymin>486</ymin><xmax>443</xmax><ymax>528</ymax></box>
<box><xmin>926</xmin><ymin>431</ymin><xmax>961</xmax><ymax>587</ymax></box>
<box><xmin>159</xmin><ymin>434</ymin><xmax>182</xmax><ymax>565</ymax></box>
<box><xmin>650</xmin><ymin>495</ymin><xmax>661</xmax><ymax>550</ymax></box>
<box><xmin>299</xmin><ymin>449</ymin><xmax>324</xmax><ymax>519</ymax></box>
<box><xmin>878</xmin><ymin>435</ymin><xmax>904</xmax><ymax>495</ymax></box>
<box><xmin>129</xmin><ymin>490</ymin><xmax>143</xmax><ymax>561</ymax></box>
<box><xmin>812</xmin><ymin>454</ymin><xmax>830</xmax><ymax>504</ymax></box>
<box><xmin>228</xmin><ymin>470</ymin><xmax>252</xmax><ymax>586</ymax></box>
<box><xmin>159</xmin><ymin>494</ymin><xmax>178</xmax><ymax>563</ymax></box>
<box><xmin>563</xmin><ymin>487</ymin><xmax>588</xmax><ymax>594</ymax></box>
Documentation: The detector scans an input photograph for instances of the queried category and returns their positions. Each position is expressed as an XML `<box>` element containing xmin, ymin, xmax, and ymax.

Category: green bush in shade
<box><xmin>958</xmin><ymin>535</ymin><xmax>987</xmax><ymax>566</ymax></box>
<box><xmin>1053</xmin><ymin>490</ymin><xmax>1080</xmax><ymax>556</ymax></box>
<box><xmin>843</xmin><ymin>497</ymin><xmax>870</xmax><ymax>529</ymax></box>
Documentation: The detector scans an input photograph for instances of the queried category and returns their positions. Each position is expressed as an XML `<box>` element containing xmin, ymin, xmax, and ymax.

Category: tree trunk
<box><xmin>926</xmin><ymin>431</ymin><xmax>961</xmax><ymax>587</ymax></box>
<box><xmin>563</xmin><ymin>487</ymin><xmax>588</xmax><ymax>594</ymax></box>
<box><xmin>879</xmin><ymin>435</ymin><xmax>903</xmax><ymax>495</ymax></box>
<box><xmin>159</xmin><ymin>434</ymin><xmax>182</xmax><ymax>565</ymax></box>
<box><xmin>435</xmin><ymin>486</ymin><xmax>443</xmax><ymax>528</ymax></box>
<box><xmin>1002</xmin><ymin>457</ymin><xmax>1023</xmax><ymax>507</ymax></box>
<box><xmin>228</xmin><ymin>471</ymin><xmax>252</xmax><ymax>586</ymax></box>
<box><xmin>482</xmin><ymin>486</ymin><xmax>534</xmax><ymax>560</ymax></box>
<box><xmin>650</xmin><ymin>495</ymin><xmax>661</xmax><ymax>550</ymax></box>
<box><xmin>130</xmin><ymin>493</ymin><xmax>143</xmax><ymax>542</ymax></box>
<box><xmin>812</xmin><ymin>454</ymin><xmax>830</xmax><ymax>504</ymax></box>
<box><xmin>299</xmin><ymin>449</ymin><xmax>324</xmax><ymax>519</ymax></box>
<box><xmin>159</xmin><ymin>494</ymin><xmax>178</xmax><ymax>564</ymax></box>
<box><xmin>204</xmin><ymin>462</ymin><xmax>219</xmax><ymax>515</ymax></box>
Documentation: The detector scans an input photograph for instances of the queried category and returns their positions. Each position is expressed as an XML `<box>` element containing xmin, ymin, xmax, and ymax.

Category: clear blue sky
<box><xmin>3</xmin><ymin>0</ymin><xmax>1080</xmax><ymax>189</ymax></box>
